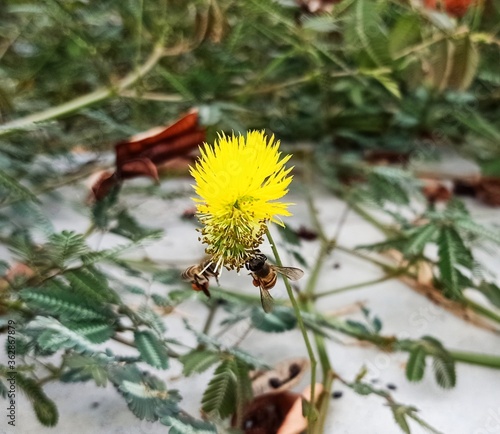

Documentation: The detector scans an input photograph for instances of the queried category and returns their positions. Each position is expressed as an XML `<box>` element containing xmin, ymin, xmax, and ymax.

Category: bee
<box><xmin>181</xmin><ymin>258</ymin><xmax>219</xmax><ymax>298</ymax></box>
<box><xmin>245</xmin><ymin>253</ymin><xmax>304</xmax><ymax>313</ymax></box>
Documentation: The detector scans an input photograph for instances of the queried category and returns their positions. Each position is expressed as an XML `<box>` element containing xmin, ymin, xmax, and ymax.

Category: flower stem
<box><xmin>0</xmin><ymin>43</ymin><xmax>166</xmax><ymax>137</ymax></box>
<box><xmin>265</xmin><ymin>228</ymin><xmax>318</xmax><ymax>429</ymax></box>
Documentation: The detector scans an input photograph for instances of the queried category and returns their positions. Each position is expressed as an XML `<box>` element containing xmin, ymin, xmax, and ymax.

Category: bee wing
<box><xmin>272</xmin><ymin>266</ymin><xmax>304</xmax><ymax>281</ymax></box>
<box><xmin>259</xmin><ymin>288</ymin><xmax>274</xmax><ymax>313</ymax></box>
<box><xmin>181</xmin><ymin>266</ymin><xmax>195</xmax><ymax>281</ymax></box>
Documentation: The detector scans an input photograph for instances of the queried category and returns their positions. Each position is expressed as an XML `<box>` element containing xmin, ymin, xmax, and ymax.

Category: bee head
<box><xmin>246</xmin><ymin>253</ymin><xmax>267</xmax><ymax>272</ymax></box>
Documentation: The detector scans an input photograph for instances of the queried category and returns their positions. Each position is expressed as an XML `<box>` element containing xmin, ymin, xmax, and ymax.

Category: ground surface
<box><xmin>1</xmin><ymin>175</ymin><xmax>499</xmax><ymax>434</ymax></box>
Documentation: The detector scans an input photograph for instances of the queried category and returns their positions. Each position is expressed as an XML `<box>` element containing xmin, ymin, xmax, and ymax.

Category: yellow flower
<box><xmin>190</xmin><ymin>130</ymin><xmax>293</xmax><ymax>270</ymax></box>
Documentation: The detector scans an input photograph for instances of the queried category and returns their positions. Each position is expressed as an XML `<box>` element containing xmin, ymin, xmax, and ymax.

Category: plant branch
<box><xmin>266</xmin><ymin>228</ymin><xmax>318</xmax><ymax>430</ymax></box>
<box><xmin>0</xmin><ymin>42</ymin><xmax>168</xmax><ymax>137</ymax></box>
<box><xmin>314</xmin><ymin>274</ymin><xmax>398</xmax><ymax>300</ymax></box>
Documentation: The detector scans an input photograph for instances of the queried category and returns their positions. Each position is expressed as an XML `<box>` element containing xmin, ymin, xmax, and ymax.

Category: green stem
<box><xmin>0</xmin><ymin>43</ymin><xmax>166</xmax><ymax>137</ymax></box>
<box><xmin>314</xmin><ymin>274</ymin><xmax>397</xmax><ymax>300</ymax></box>
<box><xmin>334</xmin><ymin>244</ymin><xmax>399</xmax><ymax>272</ymax></box>
<box><xmin>266</xmin><ymin>228</ymin><xmax>318</xmax><ymax>430</ymax></box>
<box><xmin>304</xmin><ymin>241</ymin><xmax>333</xmax><ymax>299</ymax></box>
<box><xmin>202</xmin><ymin>302</ymin><xmax>218</xmax><ymax>335</ymax></box>
<box><xmin>464</xmin><ymin>298</ymin><xmax>500</xmax><ymax>325</ymax></box>
<box><xmin>347</xmin><ymin>200</ymin><xmax>397</xmax><ymax>238</ymax></box>
<box><xmin>0</xmin><ymin>161</ymin><xmax>109</xmax><ymax>209</ymax></box>
<box><xmin>302</xmin><ymin>190</ymin><xmax>338</xmax><ymax>433</ymax></box>
<box><xmin>449</xmin><ymin>350</ymin><xmax>500</xmax><ymax>369</ymax></box>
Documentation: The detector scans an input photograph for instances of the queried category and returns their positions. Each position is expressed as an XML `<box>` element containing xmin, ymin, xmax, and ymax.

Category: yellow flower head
<box><xmin>190</xmin><ymin>130</ymin><xmax>293</xmax><ymax>270</ymax></box>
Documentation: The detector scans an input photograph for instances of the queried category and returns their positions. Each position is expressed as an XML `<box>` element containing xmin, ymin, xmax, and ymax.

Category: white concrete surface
<box><xmin>1</xmin><ymin>177</ymin><xmax>499</xmax><ymax>434</ymax></box>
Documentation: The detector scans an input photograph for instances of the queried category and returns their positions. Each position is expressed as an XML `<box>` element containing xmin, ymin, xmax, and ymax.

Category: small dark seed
<box><xmin>289</xmin><ymin>363</ymin><xmax>301</xmax><ymax>379</ymax></box>
<box><xmin>269</xmin><ymin>377</ymin><xmax>282</xmax><ymax>388</ymax></box>
<box><xmin>91</xmin><ymin>402</ymin><xmax>100</xmax><ymax>409</ymax></box>
<box><xmin>332</xmin><ymin>391</ymin><xmax>343</xmax><ymax>399</ymax></box>
<box><xmin>387</xmin><ymin>383</ymin><xmax>397</xmax><ymax>390</ymax></box>
<box><xmin>333</xmin><ymin>262</ymin><xmax>341</xmax><ymax>269</ymax></box>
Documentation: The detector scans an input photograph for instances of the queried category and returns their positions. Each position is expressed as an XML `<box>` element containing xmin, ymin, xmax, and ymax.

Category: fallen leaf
<box><xmin>91</xmin><ymin>109</ymin><xmax>205</xmax><ymax>201</ymax></box>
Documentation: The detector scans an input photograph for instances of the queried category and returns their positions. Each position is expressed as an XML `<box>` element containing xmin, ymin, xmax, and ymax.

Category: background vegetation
<box><xmin>1</xmin><ymin>0</ymin><xmax>500</xmax><ymax>433</ymax></box>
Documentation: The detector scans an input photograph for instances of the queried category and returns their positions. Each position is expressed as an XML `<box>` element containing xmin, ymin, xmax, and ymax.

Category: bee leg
<box><xmin>192</xmin><ymin>282</ymin><xmax>211</xmax><ymax>298</ymax></box>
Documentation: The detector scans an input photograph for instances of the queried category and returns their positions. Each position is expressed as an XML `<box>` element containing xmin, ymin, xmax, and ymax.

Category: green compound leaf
<box><xmin>390</xmin><ymin>404</ymin><xmax>411</xmax><ymax>434</ymax></box>
<box><xmin>28</xmin><ymin>317</ymin><xmax>101</xmax><ymax>354</ymax></box>
<box><xmin>65</xmin><ymin>320</ymin><xmax>114</xmax><ymax>344</ymax></box>
<box><xmin>404</xmin><ymin>224</ymin><xmax>439</xmax><ymax>257</ymax></box>
<box><xmin>0</xmin><ymin>170</ymin><xmax>37</xmax><ymax>202</ymax></box>
<box><xmin>64</xmin><ymin>354</ymin><xmax>109</xmax><ymax>387</ymax></box>
<box><xmin>201</xmin><ymin>359</ymin><xmax>238</xmax><ymax>419</ymax></box>
<box><xmin>46</xmin><ymin>231</ymin><xmax>88</xmax><ymax>267</ymax></box>
<box><xmin>161</xmin><ymin>414</ymin><xmax>217</xmax><ymax>434</ymax></box>
<box><xmin>454</xmin><ymin>218</ymin><xmax>500</xmax><ymax>246</ymax></box>
<box><xmin>64</xmin><ymin>267</ymin><xmax>118</xmax><ymax>303</ymax></box>
<box><xmin>16</xmin><ymin>373</ymin><xmax>58</xmax><ymax>427</ymax></box>
<box><xmin>180</xmin><ymin>349</ymin><xmax>220</xmax><ymax>376</ymax></box>
<box><xmin>477</xmin><ymin>281</ymin><xmax>500</xmax><ymax>308</ymax></box>
<box><xmin>437</xmin><ymin>226</ymin><xmax>473</xmax><ymax>298</ymax></box>
<box><xmin>20</xmin><ymin>287</ymin><xmax>109</xmax><ymax>321</ymax></box>
<box><xmin>134</xmin><ymin>330</ymin><xmax>169</xmax><ymax>370</ymax></box>
<box><xmin>406</xmin><ymin>346</ymin><xmax>427</xmax><ymax>382</ymax></box>
<box><xmin>109</xmin><ymin>364</ymin><xmax>180</xmax><ymax>422</ymax></box>
<box><xmin>251</xmin><ymin>306</ymin><xmax>297</xmax><ymax>332</ymax></box>
<box><xmin>432</xmin><ymin>354</ymin><xmax>456</xmax><ymax>389</ymax></box>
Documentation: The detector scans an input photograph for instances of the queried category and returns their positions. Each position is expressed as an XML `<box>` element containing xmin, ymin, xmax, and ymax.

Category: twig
<box><xmin>314</xmin><ymin>274</ymin><xmax>397</xmax><ymax>300</ymax></box>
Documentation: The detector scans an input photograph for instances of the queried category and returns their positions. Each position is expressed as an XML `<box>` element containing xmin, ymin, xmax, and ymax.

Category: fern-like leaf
<box><xmin>390</xmin><ymin>404</ymin><xmax>411</xmax><ymax>434</ymax></box>
<box><xmin>251</xmin><ymin>306</ymin><xmax>297</xmax><ymax>332</ymax></box>
<box><xmin>136</xmin><ymin>305</ymin><xmax>166</xmax><ymax>334</ymax></box>
<box><xmin>437</xmin><ymin>226</ymin><xmax>473</xmax><ymax>298</ymax></box>
<box><xmin>16</xmin><ymin>373</ymin><xmax>58</xmax><ymax>427</ymax></box>
<box><xmin>404</xmin><ymin>224</ymin><xmax>439</xmax><ymax>257</ymax></box>
<box><xmin>20</xmin><ymin>286</ymin><xmax>109</xmax><ymax>321</ymax></box>
<box><xmin>454</xmin><ymin>218</ymin><xmax>500</xmax><ymax>245</ymax></box>
<box><xmin>161</xmin><ymin>413</ymin><xmax>217</xmax><ymax>434</ymax></box>
<box><xmin>432</xmin><ymin>354</ymin><xmax>456</xmax><ymax>389</ymax></box>
<box><xmin>27</xmin><ymin>316</ymin><xmax>101</xmax><ymax>354</ymax></box>
<box><xmin>46</xmin><ymin>231</ymin><xmax>88</xmax><ymax>267</ymax></box>
<box><xmin>109</xmin><ymin>364</ymin><xmax>180</xmax><ymax>422</ymax></box>
<box><xmin>134</xmin><ymin>330</ymin><xmax>169</xmax><ymax>369</ymax></box>
<box><xmin>406</xmin><ymin>346</ymin><xmax>426</xmax><ymax>382</ymax></box>
<box><xmin>64</xmin><ymin>266</ymin><xmax>118</xmax><ymax>303</ymax></box>
<box><xmin>65</xmin><ymin>320</ymin><xmax>114</xmax><ymax>344</ymax></box>
<box><xmin>0</xmin><ymin>170</ymin><xmax>37</xmax><ymax>202</ymax></box>
<box><xmin>201</xmin><ymin>359</ymin><xmax>237</xmax><ymax>419</ymax></box>
<box><xmin>180</xmin><ymin>350</ymin><xmax>220</xmax><ymax>376</ymax></box>
<box><xmin>64</xmin><ymin>354</ymin><xmax>109</xmax><ymax>387</ymax></box>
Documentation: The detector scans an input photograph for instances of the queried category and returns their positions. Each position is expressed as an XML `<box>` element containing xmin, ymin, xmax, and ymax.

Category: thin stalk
<box><xmin>304</xmin><ymin>241</ymin><xmax>333</xmax><ymax>300</ymax></box>
<box><xmin>314</xmin><ymin>274</ymin><xmax>397</xmax><ymax>300</ymax></box>
<box><xmin>202</xmin><ymin>302</ymin><xmax>218</xmax><ymax>335</ymax></box>
<box><xmin>334</xmin><ymin>244</ymin><xmax>399</xmax><ymax>272</ymax></box>
<box><xmin>302</xmin><ymin>188</ymin><xmax>337</xmax><ymax>433</ymax></box>
<box><xmin>347</xmin><ymin>200</ymin><xmax>397</xmax><ymax>238</ymax></box>
<box><xmin>303</xmin><ymin>151</ymin><xmax>328</xmax><ymax>243</ymax></box>
<box><xmin>308</xmin><ymin>318</ymin><xmax>334</xmax><ymax>434</ymax></box>
<box><xmin>0</xmin><ymin>43</ymin><xmax>166</xmax><ymax>137</ymax></box>
<box><xmin>266</xmin><ymin>228</ymin><xmax>318</xmax><ymax>430</ymax></box>
<box><xmin>464</xmin><ymin>298</ymin><xmax>500</xmax><ymax>325</ymax></box>
<box><xmin>0</xmin><ymin>160</ymin><xmax>109</xmax><ymax>209</ymax></box>
<box><xmin>449</xmin><ymin>350</ymin><xmax>500</xmax><ymax>369</ymax></box>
